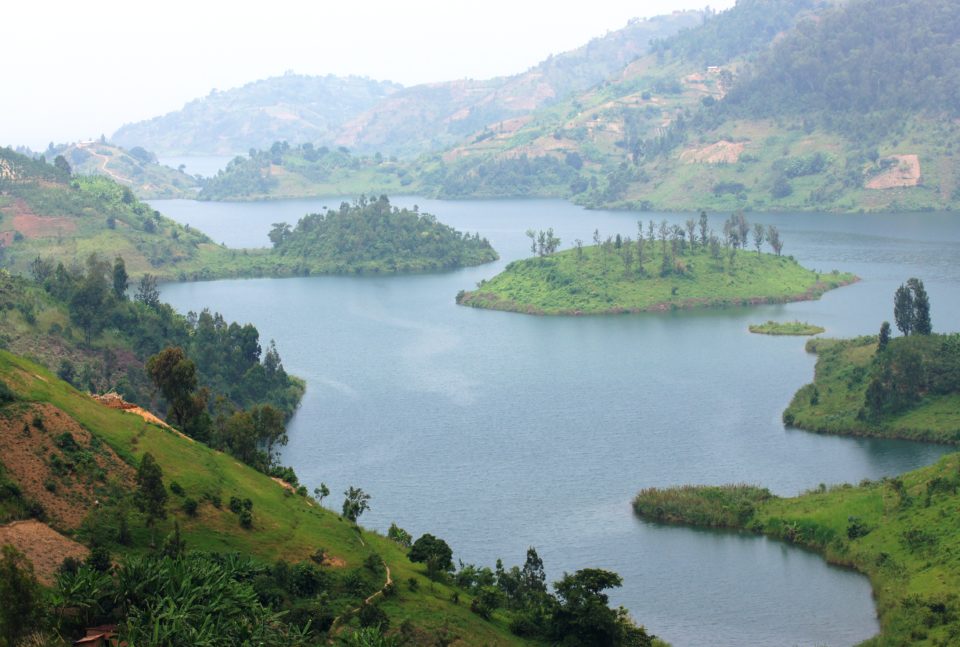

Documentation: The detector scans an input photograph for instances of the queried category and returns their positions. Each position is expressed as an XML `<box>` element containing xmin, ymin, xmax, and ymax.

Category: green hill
<box><xmin>0</xmin><ymin>350</ymin><xmax>536</xmax><ymax>645</ymax></box>
<box><xmin>633</xmin><ymin>452</ymin><xmax>960</xmax><ymax>646</ymax></box>
<box><xmin>457</xmin><ymin>217</ymin><xmax>855</xmax><ymax>315</ymax></box>
<box><xmin>53</xmin><ymin>141</ymin><xmax>199</xmax><ymax>199</ymax></box>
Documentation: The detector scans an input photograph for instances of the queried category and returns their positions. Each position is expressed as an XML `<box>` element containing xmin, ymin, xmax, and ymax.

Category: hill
<box><xmin>0</xmin><ymin>350</ymin><xmax>539</xmax><ymax>645</ymax></box>
<box><xmin>332</xmin><ymin>12</ymin><xmax>703</xmax><ymax>157</ymax></box>
<box><xmin>51</xmin><ymin>141</ymin><xmax>199</xmax><ymax>198</ymax></box>
<box><xmin>422</xmin><ymin>0</ymin><xmax>960</xmax><ymax>212</ymax></box>
<box><xmin>633</xmin><ymin>452</ymin><xmax>960</xmax><ymax>646</ymax></box>
<box><xmin>457</xmin><ymin>216</ymin><xmax>855</xmax><ymax>315</ymax></box>
<box><xmin>112</xmin><ymin>74</ymin><xmax>403</xmax><ymax>156</ymax></box>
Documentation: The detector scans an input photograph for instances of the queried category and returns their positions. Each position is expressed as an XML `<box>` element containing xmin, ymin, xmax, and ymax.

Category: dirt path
<box><xmin>80</xmin><ymin>144</ymin><xmax>126</xmax><ymax>183</ymax></box>
<box><xmin>328</xmin><ymin>557</ymin><xmax>393</xmax><ymax>632</ymax></box>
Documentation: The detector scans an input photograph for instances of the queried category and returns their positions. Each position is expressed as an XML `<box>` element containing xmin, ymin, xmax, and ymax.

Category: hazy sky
<box><xmin>3</xmin><ymin>0</ymin><xmax>735</xmax><ymax>149</ymax></box>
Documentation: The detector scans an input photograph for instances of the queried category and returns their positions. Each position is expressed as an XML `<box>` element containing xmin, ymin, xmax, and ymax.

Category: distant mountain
<box><xmin>334</xmin><ymin>11</ymin><xmax>704</xmax><ymax>157</ymax></box>
<box><xmin>111</xmin><ymin>74</ymin><xmax>402</xmax><ymax>156</ymax></box>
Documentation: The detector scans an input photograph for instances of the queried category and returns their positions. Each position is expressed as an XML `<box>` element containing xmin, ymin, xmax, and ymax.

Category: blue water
<box><xmin>153</xmin><ymin>197</ymin><xmax>960</xmax><ymax>646</ymax></box>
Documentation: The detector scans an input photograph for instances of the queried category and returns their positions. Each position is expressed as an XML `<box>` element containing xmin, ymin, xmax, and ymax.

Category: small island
<box><xmin>266</xmin><ymin>195</ymin><xmax>497</xmax><ymax>273</ymax></box>
<box><xmin>749</xmin><ymin>320</ymin><xmax>825</xmax><ymax>336</ymax></box>
<box><xmin>458</xmin><ymin>214</ymin><xmax>856</xmax><ymax>315</ymax></box>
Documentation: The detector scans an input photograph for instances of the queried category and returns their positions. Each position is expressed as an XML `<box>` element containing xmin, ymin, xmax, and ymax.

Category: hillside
<box><xmin>52</xmin><ymin>141</ymin><xmax>199</xmax><ymax>198</ymax></box>
<box><xmin>419</xmin><ymin>0</ymin><xmax>960</xmax><ymax>212</ymax></box>
<box><xmin>633</xmin><ymin>452</ymin><xmax>960</xmax><ymax>646</ymax></box>
<box><xmin>457</xmin><ymin>217</ymin><xmax>855</xmax><ymax>315</ymax></box>
<box><xmin>112</xmin><ymin>74</ymin><xmax>402</xmax><ymax>156</ymax></box>
<box><xmin>332</xmin><ymin>12</ymin><xmax>703</xmax><ymax>157</ymax></box>
<box><xmin>0</xmin><ymin>350</ymin><xmax>541</xmax><ymax>645</ymax></box>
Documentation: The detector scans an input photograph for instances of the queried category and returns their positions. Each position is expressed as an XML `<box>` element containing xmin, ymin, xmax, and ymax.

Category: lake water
<box><xmin>152</xmin><ymin>197</ymin><xmax>960</xmax><ymax>647</ymax></box>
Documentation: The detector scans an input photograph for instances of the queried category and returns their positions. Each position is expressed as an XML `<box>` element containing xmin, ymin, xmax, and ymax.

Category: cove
<box><xmin>152</xmin><ymin>197</ymin><xmax>960</xmax><ymax>646</ymax></box>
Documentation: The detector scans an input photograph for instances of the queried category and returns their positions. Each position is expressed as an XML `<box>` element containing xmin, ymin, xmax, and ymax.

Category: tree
<box><xmin>550</xmin><ymin>568</ymin><xmax>650</xmax><ymax>646</ymax></box>
<box><xmin>135</xmin><ymin>273</ymin><xmax>160</xmax><ymax>308</ymax></box>
<box><xmin>53</xmin><ymin>154</ymin><xmax>71</xmax><ymax>176</ymax></box>
<box><xmin>135</xmin><ymin>452</ymin><xmax>167</xmax><ymax>526</ymax></box>
<box><xmin>766</xmin><ymin>225</ymin><xmax>783</xmax><ymax>256</ymax></box>
<box><xmin>752</xmin><ymin>222</ymin><xmax>765</xmax><ymax>254</ymax></box>
<box><xmin>0</xmin><ymin>545</ymin><xmax>41</xmax><ymax>647</ymax></box>
<box><xmin>112</xmin><ymin>256</ymin><xmax>129</xmax><ymax>300</ymax></box>
<box><xmin>313</xmin><ymin>482</ymin><xmax>330</xmax><ymax>507</ymax></box>
<box><xmin>893</xmin><ymin>283</ymin><xmax>914</xmax><ymax>335</ymax></box>
<box><xmin>698</xmin><ymin>210</ymin><xmax>709</xmax><ymax>246</ymax></box>
<box><xmin>409</xmin><ymin>534</ymin><xmax>454</xmax><ymax>575</ymax></box>
<box><xmin>342</xmin><ymin>486</ymin><xmax>371</xmax><ymax>522</ymax></box>
<box><xmin>387</xmin><ymin>523</ymin><xmax>413</xmax><ymax>548</ymax></box>
<box><xmin>146</xmin><ymin>347</ymin><xmax>207</xmax><ymax>430</ymax></box>
<box><xmin>907</xmin><ymin>277</ymin><xmax>931</xmax><ymax>335</ymax></box>
<box><xmin>878</xmin><ymin>321</ymin><xmax>891</xmax><ymax>351</ymax></box>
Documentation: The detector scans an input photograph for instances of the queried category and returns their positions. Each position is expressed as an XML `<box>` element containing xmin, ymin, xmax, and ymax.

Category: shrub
<box><xmin>183</xmin><ymin>498</ymin><xmax>198</xmax><ymax>517</ymax></box>
<box><xmin>169</xmin><ymin>481</ymin><xmax>185</xmax><ymax>496</ymax></box>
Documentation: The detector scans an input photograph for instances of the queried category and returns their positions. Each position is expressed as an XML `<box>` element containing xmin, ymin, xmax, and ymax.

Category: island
<box><xmin>457</xmin><ymin>216</ymin><xmax>856</xmax><ymax>315</ymax></box>
<box><xmin>749</xmin><ymin>320</ymin><xmax>825</xmax><ymax>336</ymax></box>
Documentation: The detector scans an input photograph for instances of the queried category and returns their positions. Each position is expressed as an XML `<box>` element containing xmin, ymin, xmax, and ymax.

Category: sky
<box><xmin>2</xmin><ymin>0</ymin><xmax>735</xmax><ymax>149</ymax></box>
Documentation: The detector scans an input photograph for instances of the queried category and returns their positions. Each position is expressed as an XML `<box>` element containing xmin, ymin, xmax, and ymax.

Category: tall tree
<box><xmin>752</xmin><ymin>222</ymin><xmax>765</xmax><ymax>254</ymax></box>
<box><xmin>878</xmin><ymin>321</ymin><xmax>891</xmax><ymax>351</ymax></box>
<box><xmin>135</xmin><ymin>452</ymin><xmax>167</xmax><ymax>526</ymax></box>
<box><xmin>893</xmin><ymin>283</ymin><xmax>914</xmax><ymax>336</ymax></box>
<box><xmin>146</xmin><ymin>347</ymin><xmax>206</xmax><ymax>429</ymax></box>
<box><xmin>136</xmin><ymin>273</ymin><xmax>160</xmax><ymax>308</ymax></box>
<box><xmin>112</xmin><ymin>256</ymin><xmax>129</xmax><ymax>300</ymax></box>
<box><xmin>907</xmin><ymin>277</ymin><xmax>932</xmax><ymax>335</ymax></box>
<box><xmin>766</xmin><ymin>225</ymin><xmax>783</xmax><ymax>256</ymax></box>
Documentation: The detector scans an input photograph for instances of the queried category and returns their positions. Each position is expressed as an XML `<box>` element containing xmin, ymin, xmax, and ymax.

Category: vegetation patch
<box><xmin>634</xmin><ymin>454</ymin><xmax>960</xmax><ymax>646</ymax></box>
<box><xmin>749</xmin><ymin>320</ymin><xmax>825</xmax><ymax>336</ymax></box>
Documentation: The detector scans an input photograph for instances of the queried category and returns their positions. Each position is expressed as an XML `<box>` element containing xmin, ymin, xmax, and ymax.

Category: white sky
<box><xmin>2</xmin><ymin>0</ymin><xmax>735</xmax><ymax>150</ymax></box>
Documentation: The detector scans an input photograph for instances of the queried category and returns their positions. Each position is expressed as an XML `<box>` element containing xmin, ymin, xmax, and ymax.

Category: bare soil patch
<box><xmin>0</xmin><ymin>520</ymin><xmax>89</xmax><ymax>585</ymax></box>
<box><xmin>866</xmin><ymin>154</ymin><xmax>921</xmax><ymax>189</ymax></box>
<box><xmin>0</xmin><ymin>402</ymin><xmax>135</xmax><ymax>528</ymax></box>
<box><xmin>680</xmin><ymin>140</ymin><xmax>746</xmax><ymax>164</ymax></box>
<box><xmin>7</xmin><ymin>200</ymin><xmax>77</xmax><ymax>238</ymax></box>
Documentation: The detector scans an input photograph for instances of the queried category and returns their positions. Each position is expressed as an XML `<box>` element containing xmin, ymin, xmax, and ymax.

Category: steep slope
<box><xmin>0</xmin><ymin>350</ymin><xmax>534</xmax><ymax>644</ymax></box>
<box><xmin>112</xmin><ymin>74</ymin><xmax>402</xmax><ymax>156</ymax></box>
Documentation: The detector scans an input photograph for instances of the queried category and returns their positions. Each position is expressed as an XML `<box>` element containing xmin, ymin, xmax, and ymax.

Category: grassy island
<box><xmin>783</xmin><ymin>334</ymin><xmax>960</xmax><ymax>444</ymax></box>
<box><xmin>749</xmin><ymin>320</ymin><xmax>825</xmax><ymax>336</ymax></box>
<box><xmin>458</xmin><ymin>222</ymin><xmax>856</xmax><ymax>315</ymax></box>
<box><xmin>634</xmin><ymin>453</ymin><xmax>960</xmax><ymax>646</ymax></box>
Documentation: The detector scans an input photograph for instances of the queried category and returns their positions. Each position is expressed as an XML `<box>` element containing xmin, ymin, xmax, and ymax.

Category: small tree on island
<box><xmin>907</xmin><ymin>277</ymin><xmax>932</xmax><ymax>335</ymax></box>
<box><xmin>893</xmin><ymin>283</ymin><xmax>914</xmax><ymax>336</ymax></box>
<box><xmin>752</xmin><ymin>222</ymin><xmax>765</xmax><ymax>254</ymax></box>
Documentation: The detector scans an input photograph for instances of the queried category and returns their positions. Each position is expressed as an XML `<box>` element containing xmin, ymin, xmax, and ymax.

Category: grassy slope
<box><xmin>66</xmin><ymin>143</ymin><xmax>199</xmax><ymax>199</ymax></box>
<box><xmin>783</xmin><ymin>337</ymin><xmax>960</xmax><ymax>444</ymax></box>
<box><xmin>634</xmin><ymin>453</ymin><xmax>960</xmax><ymax>646</ymax></box>
<box><xmin>748</xmin><ymin>320</ymin><xmax>825</xmax><ymax>335</ymax></box>
<box><xmin>458</xmin><ymin>245</ymin><xmax>855</xmax><ymax>315</ymax></box>
<box><xmin>0</xmin><ymin>350</ymin><xmax>534</xmax><ymax>644</ymax></box>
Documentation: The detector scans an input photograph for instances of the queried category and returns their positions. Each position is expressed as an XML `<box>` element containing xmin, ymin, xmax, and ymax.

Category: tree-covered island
<box><xmin>457</xmin><ymin>212</ymin><xmax>856</xmax><ymax>315</ymax></box>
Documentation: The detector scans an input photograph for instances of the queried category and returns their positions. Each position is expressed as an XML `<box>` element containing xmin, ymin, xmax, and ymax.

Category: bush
<box><xmin>358</xmin><ymin>602</ymin><xmax>389</xmax><ymax>630</ymax></box>
<box><xmin>169</xmin><ymin>481</ymin><xmax>185</xmax><ymax>496</ymax></box>
<box><xmin>0</xmin><ymin>380</ymin><xmax>16</xmax><ymax>404</ymax></box>
<box><xmin>183</xmin><ymin>498</ymin><xmax>198</xmax><ymax>517</ymax></box>
<box><xmin>239</xmin><ymin>509</ymin><xmax>253</xmax><ymax>529</ymax></box>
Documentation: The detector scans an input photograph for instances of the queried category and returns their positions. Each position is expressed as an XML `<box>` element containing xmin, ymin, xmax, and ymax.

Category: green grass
<box><xmin>458</xmin><ymin>245</ymin><xmax>856</xmax><ymax>315</ymax></box>
<box><xmin>634</xmin><ymin>454</ymin><xmax>960</xmax><ymax>646</ymax></box>
<box><xmin>749</xmin><ymin>320</ymin><xmax>825</xmax><ymax>335</ymax></box>
<box><xmin>0</xmin><ymin>350</ymin><xmax>537</xmax><ymax>645</ymax></box>
<box><xmin>783</xmin><ymin>336</ymin><xmax>960</xmax><ymax>444</ymax></box>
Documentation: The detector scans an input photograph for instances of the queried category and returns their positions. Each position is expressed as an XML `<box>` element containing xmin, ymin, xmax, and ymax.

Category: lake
<box><xmin>152</xmin><ymin>196</ymin><xmax>960</xmax><ymax>647</ymax></box>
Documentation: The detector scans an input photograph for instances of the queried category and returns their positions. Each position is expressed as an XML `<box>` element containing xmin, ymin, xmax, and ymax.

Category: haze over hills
<box><xmin>111</xmin><ymin>12</ymin><xmax>702</xmax><ymax>158</ymax></box>
<box><xmin>111</xmin><ymin>74</ymin><xmax>402</xmax><ymax>156</ymax></box>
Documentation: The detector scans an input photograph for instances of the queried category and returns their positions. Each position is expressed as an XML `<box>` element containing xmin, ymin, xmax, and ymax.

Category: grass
<box><xmin>0</xmin><ymin>350</ymin><xmax>536</xmax><ymax>645</ymax></box>
<box><xmin>783</xmin><ymin>336</ymin><xmax>960</xmax><ymax>444</ymax></box>
<box><xmin>749</xmin><ymin>320</ymin><xmax>825</xmax><ymax>335</ymax></box>
<box><xmin>634</xmin><ymin>453</ymin><xmax>960</xmax><ymax>646</ymax></box>
<box><xmin>458</xmin><ymin>244</ymin><xmax>856</xmax><ymax>315</ymax></box>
